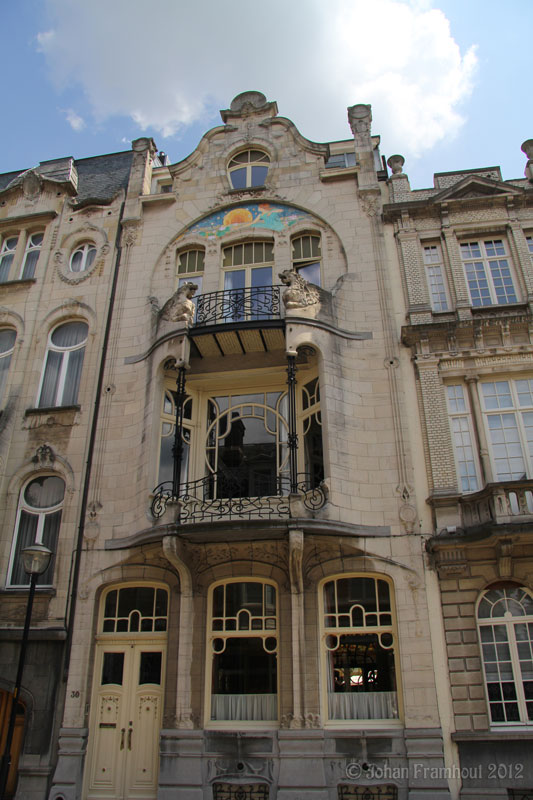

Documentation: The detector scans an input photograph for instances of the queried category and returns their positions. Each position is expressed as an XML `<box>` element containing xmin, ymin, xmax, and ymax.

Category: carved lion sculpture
<box><xmin>278</xmin><ymin>270</ymin><xmax>319</xmax><ymax>310</ymax></box>
<box><xmin>160</xmin><ymin>282</ymin><xmax>198</xmax><ymax>325</ymax></box>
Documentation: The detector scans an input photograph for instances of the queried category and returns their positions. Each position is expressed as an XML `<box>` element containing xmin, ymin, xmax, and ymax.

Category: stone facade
<box><xmin>0</xmin><ymin>91</ymin><xmax>530</xmax><ymax>800</ymax></box>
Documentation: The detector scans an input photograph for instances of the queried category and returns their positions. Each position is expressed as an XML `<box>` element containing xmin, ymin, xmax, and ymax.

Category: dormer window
<box><xmin>228</xmin><ymin>150</ymin><xmax>270</xmax><ymax>189</ymax></box>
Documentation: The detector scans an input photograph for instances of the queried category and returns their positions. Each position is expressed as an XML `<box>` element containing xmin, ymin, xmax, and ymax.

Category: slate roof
<box><xmin>0</xmin><ymin>150</ymin><xmax>134</xmax><ymax>206</ymax></box>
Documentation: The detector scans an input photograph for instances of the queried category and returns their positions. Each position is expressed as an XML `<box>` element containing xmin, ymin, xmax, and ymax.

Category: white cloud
<box><xmin>38</xmin><ymin>0</ymin><xmax>477</xmax><ymax>159</ymax></box>
<box><xmin>63</xmin><ymin>109</ymin><xmax>86</xmax><ymax>132</ymax></box>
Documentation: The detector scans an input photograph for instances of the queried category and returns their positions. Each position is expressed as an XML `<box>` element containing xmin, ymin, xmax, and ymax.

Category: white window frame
<box><xmin>0</xmin><ymin>235</ymin><xmax>19</xmax><ymax>282</ymax></box>
<box><xmin>0</xmin><ymin>328</ymin><xmax>16</xmax><ymax>404</ymax></box>
<box><xmin>446</xmin><ymin>384</ymin><xmax>481</xmax><ymax>493</ymax></box>
<box><xmin>480</xmin><ymin>379</ymin><xmax>533</xmax><ymax>482</ymax></box>
<box><xmin>291</xmin><ymin>233</ymin><xmax>322</xmax><ymax>286</ymax></box>
<box><xmin>177</xmin><ymin>248</ymin><xmax>204</xmax><ymax>296</ymax></box>
<box><xmin>20</xmin><ymin>231</ymin><xmax>44</xmax><ymax>279</ymax></box>
<box><xmin>477</xmin><ymin>586</ymin><xmax>533</xmax><ymax>726</ymax></box>
<box><xmin>320</xmin><ymin>574</ymin><xmax>401</xmax><ymax>728</ymax></box>
<box><xmin>70</xmin><ymin>242</ymin><xmax>97</xmax><ymax>274</ymax></box>
<box><xmin>422</xmin><ymin>243</ymin><xmax>450</xmax><ymax>311</ymax></box>
<box><xmin>205</xmin><ymin>578</ymin><xmax>279</xmax><ymax>728</ymax></box>
<box><xmin>460</xmin><ymin>238</ymin><xmax>518</xmax><ymax>306</ymax></box>
<box><xmin>7</xmin><ymin>475</ymin><xmax>64</xmax><ymax>587</ymax></box>
<box><xmin>227</xmin><ymin>150</ymin><xmax>270</xmax><ymax>190</ymax></box>
<box><xmin>37</xmin><ymin>321</ymin><xmax>88</xmax><ymax>408</ymax></box>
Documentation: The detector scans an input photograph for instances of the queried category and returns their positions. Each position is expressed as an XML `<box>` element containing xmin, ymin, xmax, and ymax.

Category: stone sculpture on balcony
<box><xmin>160</xmin><ymin>281</ymin><xmax>198</xmax><ymax>326</ymax></box>
<box><xmin>279</xmin><ymin>269</ymin><xmax>319</xmax><ymax>311</ymax></box>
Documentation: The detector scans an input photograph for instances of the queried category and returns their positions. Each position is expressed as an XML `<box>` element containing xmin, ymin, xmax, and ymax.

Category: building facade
<box><xmin>0</xmin><ymin>91</ymin><xmax>531</xmax><ymax>800</ymax></box>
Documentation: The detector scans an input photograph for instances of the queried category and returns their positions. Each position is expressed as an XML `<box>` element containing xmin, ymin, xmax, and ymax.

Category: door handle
<box><xmin>120</xmin><ymin>728</ymin><xmax>125</xmax><ymax>750</ymax></box>
<box><xmin>127</xmin><ymin>725</ymin><xmax>132</xmax><ymax>751</ymax></box>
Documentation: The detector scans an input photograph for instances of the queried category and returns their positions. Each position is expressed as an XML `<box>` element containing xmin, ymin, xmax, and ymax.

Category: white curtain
<box><xmin>211</xmin><ymin>693</ymin><xmax>277</xmax><ymax>721</ymax></box>
<box><xmin>10</xmin><ymin>510</ymin><xmax>61</xmax><ymax>586</ymax></box>
<box><xmin>328</xmin><ymin>691</ymin><xmax>398</xmax><ymax>720</ymax></box>
<box><xmin>39</xmin><ymin>323</ymin><xmax>87</xmax><ymax>407</ymax></box>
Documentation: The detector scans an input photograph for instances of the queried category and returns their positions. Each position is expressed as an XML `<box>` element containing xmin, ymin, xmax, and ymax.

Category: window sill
<box><xmin>453</xmin><ymin>728</ymin><xmax>533</xmax><ymax>741</ymax></box>
<box><xmin>324</xmin><ymin>719</ymin><xmax>403</xmax><ymax>729</ymax></box>
<box><xmin>0</xmin><ymin>586</ymin><xmax>56</xmax><ymax>595</ymax></box>
<box><xmin>470</xmin><ymin>301</ymin><xmax>528</xmax><ymax>313</ymax></box>
<box><xmin>0</xmin><ymin>278</ymin><xmax>37</xmax><ymax>289</ymax></box>
<box><xmin>24</xmin><ymin>405</ymin><xmax>81</xmax><ymax>429</ymax></box>
<box><xmin>26</xmin><ymin>404</ymin><xmax>81</xmax><ymax>416</ymax></box>
<box><xmin>226</xmin><ymin>185</ymin><xmax>267</xmax><ymax>195</ymax></box>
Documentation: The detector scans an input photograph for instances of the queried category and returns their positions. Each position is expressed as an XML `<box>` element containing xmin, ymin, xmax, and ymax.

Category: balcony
<box><xmin>151</xmin><ymin>470</ymin><xmax>327</xmax><ymax>524</ymax></box>
<box><xmin>432</xmin><ymin>480</ymin><xmax>533</xmax><ymax>532</ymax></box>
<box><xmin>189</xmin><ymin>285</ymin><xmax>285</xmax><ymax>358</ymax></box>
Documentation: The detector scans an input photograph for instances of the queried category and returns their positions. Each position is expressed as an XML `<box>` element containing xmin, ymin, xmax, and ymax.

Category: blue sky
<box><xmin>1</xmin><ymin>0</ymin><xmax>530</xmax><ymax>189</ymax></box>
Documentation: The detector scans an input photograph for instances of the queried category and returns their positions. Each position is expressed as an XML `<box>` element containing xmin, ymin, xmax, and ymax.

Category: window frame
<box><xmin>291</xmin><ymin>233</ymin><xmax>322</xmax><ymax>287</ymax></box>
<box><xmin>460</xmin><ymin>238</ymin><xmax>519</xmax><ymax>307</ymax></box>
<box><xmin>69</xmin><ymin>242</ymin><xmax>97</xmax><ymax>274</ymax></box>
<box><xmin>445</xmin><ymin>383</ymin><xmax>481</xmax><ymax>493</ymax></box>
<box><xmin>477</xmin><ymin>585</ymin><xmax>533</xmax><ymax>727</ymax></box>
<box><xmin>0</xmin><ymin>328</ymin><xmax>16</xmax><ymax>405</ymax></box>
<box><xmin>205</xmin><ymin>577</ymin><xmax>279</xmax><ymax>728</ymax></box>
<box><xmin>0</xmin><ymin>235</ymin><xmax>19</xmax><ymax>283</ymax></box>
<box><xmin>479</xmin><ymin>378</ymin><xmax>533</xmax><ymax>483</ymax></box>
<box><xmin>176</xmin><ymin>248</ymin><xmax>205</xmax><ymax>296</ymax></box>
<box><xmin>319</xmin><ymin>573</ymin><xmax>402</xmax><ymax>728</ymax></box>
<box><xmin>20</xmin><ymin>231</ymin><xmax>44</xmax><ymax>279</ymax></box>
<box><xmin>422</xmin><ymin>242</ymin><xmax>450</xmax><ymax>312</ymax></box>
<box><xmin>37</xmin><ymin>320</ymin><xmax>89</xmax><ymax>409</ymax></box>
<box><xmin>227</xmin><ymin>149</ymin><xmax>270</xmax><ymax>190</ymax></box>
<box><xmin>7</xmin><ymin>475</ymin><xmax>65</xmax><ymax>587</ymax></box>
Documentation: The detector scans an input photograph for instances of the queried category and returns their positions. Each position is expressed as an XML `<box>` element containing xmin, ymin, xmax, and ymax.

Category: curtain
<box><xmin>38</xmin><ymin>350</ymin><xmax>62</xmax><ymax>407</ymax></box>
<box><xmin>62</xmin><ymin>347</ymin><xmax>85</xmax><ymax>405</ymax></box>
<box><xmin>0</xmin><ymin>253</ymin><xmax>14</xmax><ymax>283</ymax></box>
<box><xmin>211</xmin><ymin>693</ymin><xmax>277</xmax><ymax>721</ymax></box>
<box><xmin>328</xmin><ymin>691</ymin><xmax>398</xmax><ymax>720</ymax></box>
<box><xmin>21</xmin><ymin>250</ymin><xmax>40</xmax><ymax>280</ymax></box>
<box><xmin>9</xmin><ymin>513</ymin><xmax>38</xmax><ymax>585</ymax></box>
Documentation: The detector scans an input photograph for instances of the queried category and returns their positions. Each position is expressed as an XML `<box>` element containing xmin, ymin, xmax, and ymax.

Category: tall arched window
<box><xmin>478</xmin><ymin>585</ymin><xmax>533</xmax><ymax>724</ymax></box>
<box><xmin>227</xmin><ymin>150</ymin><xmax>270</xmax><ymax>189</ymax></box>
<box><xmin>292</xmin><ymin>234</ymin><xmax>321</xmax><ymax>286</ymax></box>
<box><xmin>0</xmin><ymin>329</ymin><xmax>16</xmax><ymax>404</ymax></box>
<box><xmin>8</xmin><ymin>476</ymin><xmax>64</xmax><ymax>586</ymax></box>
<box><xmin>207</xmin><ymin>580</ymin><xmax>278</xmax><ymax>723</ymax></box>
<box><xmin>38</xmin><ymin>321</ymin><xmax>88</xmax><ymax>408</ymax></box>
<box><xmin>21</xmin><ymin>232</ymin><xmax>44</xmax><ymax>279</ymax></box>
<box><xmin>322</xmin><ymin>575</ymin><xmax>399</xmax><ymax>722</ymax></box>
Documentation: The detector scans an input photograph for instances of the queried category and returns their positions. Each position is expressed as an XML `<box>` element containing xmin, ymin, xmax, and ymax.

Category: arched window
<box><xmin>322</xmin><ymin>575</ymin><xmax>399</xmax><ymax>722</ymax></box>
<box><xmin>8</xmin><ymin>476</ymin><xmax>64</xmax><ymax>586</ymax></box>
<box><xmin>21</xmin><ymin>232</ymin><xmax>44</xmax><ymax>279</ymax></box>
<box><xmin>158</xmin><ymin>390</ymin><xmax>192</xmax><ymax>485</ymax></box>
<box><xmin>0</xmin><ymin>236</ymin><xmax>18</xmax><ymax>283</ymax></box>
<box><xmin>0</xmin><ymin>329</ymin><xmax>16</xmax><ymax>403</ymax></box>
<box><xmin>227</xmin><ymin>150</ymin><xmax>270</xmax><ymax>189</ymax></box>
<box><xmin>292</xmin><ymin>234</ymin><xmax>321</xmax><ymax>286</ymax></box>
<box><xmin>38</xmin><ymin>321</ymin><xmax>88</xmax><ymax>408</ymax></box>
<box><xmin>207</xmin><ymin>580</ymin><xmax>278</xmax><ymax>723</ymax></box>
<box><xmin>477</xmin><ymin>585</ymin><xmax>533</xmax><ymax>724</ymax></box>
<box><xmin>70</xmin><ymin>243</ymin><xmax>96</xmax><ymax>273</ymax></box>
<box><xmin>101</xmin><ymin>585</ymin><xmax>169</xmax><ymax>633</ymax></box>
<box><xmin>177</xmin><ymin>248</ymin><xmax>204</xmax><ymax>295</ymax></box>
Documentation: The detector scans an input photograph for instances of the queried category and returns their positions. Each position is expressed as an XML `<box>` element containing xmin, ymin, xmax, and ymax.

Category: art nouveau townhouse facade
<box><xmin>386</xmin><ymin>141</ymin><xmax>533</xmax><ymax>799</ymax></box>
<box><xmin>0</xmin><ymin>90</ymin><xmax>466</xmax><ymax>800</ymax></box>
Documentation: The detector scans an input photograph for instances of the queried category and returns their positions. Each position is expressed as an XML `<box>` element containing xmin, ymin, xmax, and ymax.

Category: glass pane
<box><xmin>104</xmin><ymin>590</ymin><xmax>117</xmax><ymax>620</ymax></box>
<box><xmin>224</xmin><ymin>270</ymin><xmax>245</xmax><ymax>291</ymax></box>
<box><xmin>251</xmin><ymin>165</ymin><xmax>268</xmax><ymax>186</ymax></box>
<box><xmin>230</xmin><ymin>167</ymin><xmax>247</xmax><ymax>189</ymax></box>
<box><xmin>21</xmin><ymin>250</ymin><xmax>40</xmax><ymax>279</ymax></box>
<box><xmin>139</xmin><ymin>652</ymin><xmax>162</xmax><ymax>685</ymax></box>
<box><xmin>0</xmin><ymin>329</ymin><xmax>16</xmax><ymax>354</ymax></box>
<box><xmin>297</xmin><ymin>262</ymin><xmax>321</xmax><ymax>286</ymax></box>
<box><xmin>38</xmin><ymin>350</ymin><xmax>62</xmax><ymax>407</ymax></box>
<box><xmin>212</xmin><ymin>637</ymin><xmax>277</xmax><ymax>695</ymax></box>
<box><xmin>102</xmin><ymin>652</ymin><xmax>124</xmax><ymax>685</ymax></box>
<box><xmin>24</xmin><ymin>476</ymin><xmax>65</xmax><ymax>508</ymax></box>
<box><xmin>51</xmin><ymin>322</ymin><xmax>88</xmax><ymax>348</ymax></box>
<box><xmin>117</xmin><ymin>586</ymin><xmax>155</xmax><ymax>618</ymax></box>
<box><xmin>62</xmin><ymin>347</ymin><xmax>85</xmax><ymax>405</ymax></box>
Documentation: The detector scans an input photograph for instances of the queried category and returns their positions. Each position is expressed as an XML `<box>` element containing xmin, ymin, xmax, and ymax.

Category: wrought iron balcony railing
<box><xmin>151</xmin><ymin>470</ymin><xmax>326</xmax><ymax>523</ymax></box>
<box><xmin>194</xmin><ymin>285</ymin><xmax>282</xmax><ymax>327</ymax></box>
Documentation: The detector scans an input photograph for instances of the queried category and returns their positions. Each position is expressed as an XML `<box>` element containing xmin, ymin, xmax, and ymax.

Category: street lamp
<box><xmin>0</xmin><ymin>544</ymin><xmax>52</xmax><ymax>799</ymax></box>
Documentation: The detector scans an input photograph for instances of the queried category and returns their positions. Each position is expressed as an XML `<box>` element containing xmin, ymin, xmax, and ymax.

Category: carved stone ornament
<box><xmin>160</xmin><ymin>282</ymin><xmax>198</xmax><ymax>326</ymax></box>
<box><xmin>32</xmin><ymin>444</ymin><xmax>55</xmax><ymax>468</ymax></box>
<box><xmin>279</xmin><ymin>270</ymin><xmax>319</xmax><ymax>310</ymax></box>
<box><xmin>387</xmin><ymin>154</ymin><xmax>405</xmax><ymax>175</ymax></box>
<box><xmin>347</xmin><ymin>103</ymin><xmax>372</xmax><ymax>136</ymax></box>
<box><xmin>22</xmin><ymin>169</ymin><xmax>43</xmax><ymax>201</ymax></box>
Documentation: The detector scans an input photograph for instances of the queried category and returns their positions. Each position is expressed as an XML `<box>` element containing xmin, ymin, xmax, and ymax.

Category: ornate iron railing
<box><xmin>194</xmin><ymin>285</ymin><xmax>282</xmax><ymax>327</ymax></box>
<box><xmin>151</xmin><ymin>471</ymin><xmax>327</xmax><ymax>523</ymax></box>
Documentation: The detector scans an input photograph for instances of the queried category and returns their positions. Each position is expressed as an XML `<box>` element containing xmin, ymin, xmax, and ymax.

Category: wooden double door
<box><xmin>84</xmin><ymin>641</ymin><xmax>166</xmax><ymax>800</ymax></box>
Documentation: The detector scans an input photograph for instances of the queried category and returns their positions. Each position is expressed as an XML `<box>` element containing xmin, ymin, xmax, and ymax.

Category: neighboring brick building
<box><xmin>0</xmin><ymin>91</ymin><xmax>531</xmax><ymax>800</ymax></box>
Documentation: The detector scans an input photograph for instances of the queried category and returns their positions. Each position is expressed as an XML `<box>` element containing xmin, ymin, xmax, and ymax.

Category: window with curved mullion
<box><xmin>292</xmin><ymin>234</ymin><xmax>321</xmax><ymax>286</ymax></box>
<box><xmin>208</xmin><ymin>580</ymin><xmax>278</xmax><ymax>724</ymax></box>
<box><xmin>323</xmin><ymin>575</ymin><xmax>399</xmax><ymax>723</ymax></box>
<box><xmin>228</xmin><ymin>150</ymin><xmax>270</xmax><ymax>190</ymax></box>
<box><xmin>478</xmin><ymin>585</ymin><xmax>533</xmax><ymax>725</ymax></box>
<box><xmin>8</xmin><ymin>476</ymin><xmax>65</xmax><ymax>586</ymax></box>
<box><xmin>38</xmin><ymin>321</ymin><xmax>88</xmax><ymax>408</ymax></box>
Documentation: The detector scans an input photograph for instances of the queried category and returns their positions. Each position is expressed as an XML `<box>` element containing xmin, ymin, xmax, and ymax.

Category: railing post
<box><xmin>172</xmin><ymin>367</ymin><xmax>187</xmax><ymax>504</ymax></box>
<box><xmin>287</xmin><ymin>354</ymin><xmax>298</xmax><ymax>494</ymax></box>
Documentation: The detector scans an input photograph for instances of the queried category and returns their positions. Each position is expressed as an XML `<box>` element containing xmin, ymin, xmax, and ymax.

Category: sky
<box><xmin>0</xmin><ymin>0</ymin><xmax>530</xmax><ymax>190</ymax></box>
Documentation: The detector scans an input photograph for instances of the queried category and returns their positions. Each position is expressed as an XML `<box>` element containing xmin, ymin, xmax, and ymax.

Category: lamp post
<box><xmin>0</xmin><ymin>544</ymin><xmax>52</xmax><ymax>799</ymax></box>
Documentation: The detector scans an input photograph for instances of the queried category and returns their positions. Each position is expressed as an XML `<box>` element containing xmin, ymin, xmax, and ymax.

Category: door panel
<box><xmin>85</xmin><ymin>643</ymin><xmax>165</xmax><ymax>800</ymax></box>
